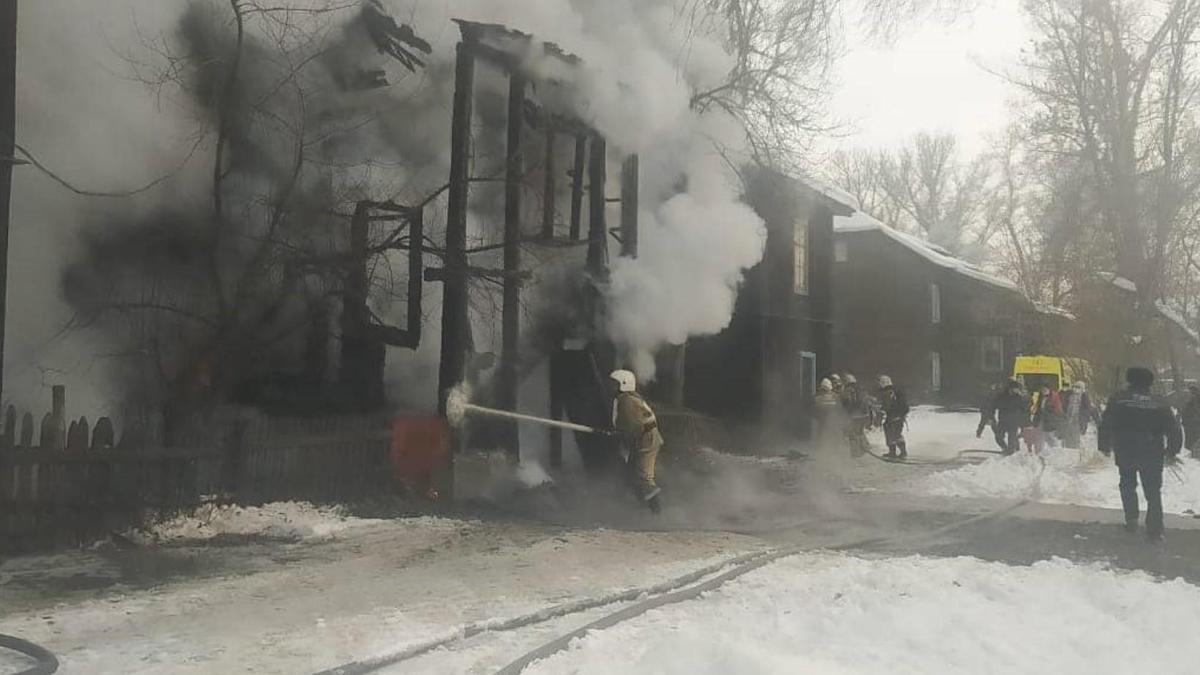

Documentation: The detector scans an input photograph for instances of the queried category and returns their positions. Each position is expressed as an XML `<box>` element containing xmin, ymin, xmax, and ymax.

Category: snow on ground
<box><xmin>521</xmin><ymin>552</ymin><xmax>1200</xmax><ymax>675</ymax></box>
<box><xmin>884</xmin><ymin>406</ymin><xmax>984</xmax><ymax>459</ymax></box>
<box><xmin>1</xmin><ymin>522</ymin><xmax>761</xmax><ymax>674</ymax></box>
<box><xmin>875</xmin><ymin>406</ymin><xmax>1200</xmax><ymax>515</ymax></box>
<box><xmin>920</xmin><ymin>446</ymin><xmax>1200</xmax><ymax>515</ymax></box>
<box><xmin>132</xmin><ymin>501</ymin><xmax>398</xmax><ymax>542</ymax></box>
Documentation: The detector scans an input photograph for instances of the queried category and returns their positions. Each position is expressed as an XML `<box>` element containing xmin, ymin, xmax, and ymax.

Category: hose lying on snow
<box><xmin>0</xmin><ymin>634</ymin><xmax>58</xmax><ymax>675</ymax></box>
<box><xmin>863</xmin><ymin>447</ymin><xmax>1004</xmax><ymax>466</ymax></box>
<box><xmin>493</xmin><ymin>456</ymin><xmax>1050</xmax><ymax>675</ymax></box>
<box><xmin>492</xmin><ymin>500</ymin><xmax>1032</xmax><ymax>675</ymax></box>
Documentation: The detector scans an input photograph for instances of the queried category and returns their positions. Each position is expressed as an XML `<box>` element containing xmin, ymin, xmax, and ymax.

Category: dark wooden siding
<box><xmin>684</xmin><ymin>169</ymin><xmax>838</xmax><ymax>436</ymax></box>
<box><xmin>833</xmin><ymin>229</ymin><xmax>1028</xmax><ymax>406</ymax></box>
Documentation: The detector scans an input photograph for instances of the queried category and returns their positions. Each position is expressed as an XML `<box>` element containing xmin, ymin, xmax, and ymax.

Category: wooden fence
<box><xmin>0</xmin><ymin>387</ymin><xmax>396</xmax><ymax>552</ymax></box>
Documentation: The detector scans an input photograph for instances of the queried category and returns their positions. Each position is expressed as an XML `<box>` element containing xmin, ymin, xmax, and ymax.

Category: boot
<box><xmin>897</xmin><ymin>443</ymin><xmax>908</xmax><ymax>460</ymax></box>
<box><xmin>646</xmin><ymin>494</ymin><xmax>662</xmax><ymax>514</ymax></box>
<box><xmin>1124</xmin><ymin>519</ymin><xmax>1138</xmax><ymax>534</ymax></box>
<box><xmin>885</xmin><ymin>446</ymin><xmax>897</xmax><ymax>459</ymax></box>
<box><xmin>1146</xmin><ymin>529</ymin><xmax>1165</xmax><ymax>543</ymax></box>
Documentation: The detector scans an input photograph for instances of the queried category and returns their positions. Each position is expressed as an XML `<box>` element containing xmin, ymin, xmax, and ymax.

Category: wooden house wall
<box><xmin>684</xmin><ymin>170</ymin><xmax>836</xmax><ymax>436</ymax></box>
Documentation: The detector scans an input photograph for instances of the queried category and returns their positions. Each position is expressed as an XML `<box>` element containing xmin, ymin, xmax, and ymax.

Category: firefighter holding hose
<box><xmin>610</xmin><ymin>369</ymin><xmax>664</xmax><ymax>513</ymax></box>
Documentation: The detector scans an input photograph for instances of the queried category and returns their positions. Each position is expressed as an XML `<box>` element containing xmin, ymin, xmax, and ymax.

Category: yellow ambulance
<box><xmin>1012</xmin><ymin>355</ymin><xmax>1093</xmax><ymax>392</ymax></box>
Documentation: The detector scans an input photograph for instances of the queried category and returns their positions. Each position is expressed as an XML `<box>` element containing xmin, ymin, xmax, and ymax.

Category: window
<box><xmin>930</xmin><ymin>283</ymin><xmax>941</xmax><ymax>324</ymax></box>
<box><xmin>793</xmin><ymin>217</ymin><xmax>809</xmax><ymax>295</ymax></box>
<box><xmin>799</xmin><ymin>351</ymin><xmax>817</xmax><ymax>397</ymax></box>
<box><xmin>980</xmin><ymin>336</ymin><xmax>1004</xmax><ymax>372</ymax></box>
<box><xmin>931</xmin><ymin>351</ymin><xmax>942</xmax><ymax>392</ymax></box>
<box><xmin>834</xmin><ymin>240</ymin><xmax>848</xmax><ymax>263</ymax></box>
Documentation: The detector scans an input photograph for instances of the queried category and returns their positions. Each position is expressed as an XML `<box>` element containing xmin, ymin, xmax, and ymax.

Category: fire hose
<box><xmin>445</xmin><ymin>387</ymin><xmax>609</xmax><ymax>434</ymax></box>
<box><xmin>0</xmin><ymin>634</ymin><xmax>58</xmax><ymax>675</ymax></box>
<box><xmin>492</xmin><ymin>455</ymin><xmax>1048</xmax><ymax>675</ymax></box>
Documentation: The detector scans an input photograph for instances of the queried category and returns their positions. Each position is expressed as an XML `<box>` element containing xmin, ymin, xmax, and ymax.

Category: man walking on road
<box><xmin>979</xmin><ymin>379</ymin><xmax>1027</xmax><ymax>455</ymax></box>
<box><xmin>1098</xmin><ymin>367</ymin><xmax>1183</xmax><ymax>542</ymax></box>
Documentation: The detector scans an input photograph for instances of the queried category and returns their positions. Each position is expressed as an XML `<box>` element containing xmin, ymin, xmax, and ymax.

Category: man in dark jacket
<box><xmin>978</xmin><ymin>379</ymin><xmax>1027</xmax><ymax>455</ymax></box>
<box><xmin>1181</xmin><ymin>385</ymin><xmax>1200</xmax><ymax>458</ymax></box>
<box><xmin>1098</xmin><ymin>367</ymin><xmax>1183</xmax><ymax>541</ymax></box>
<box><xmin>977</xmin><ymin>382</ymin><xmax>1001</xmax><ymax>439</ymax></box>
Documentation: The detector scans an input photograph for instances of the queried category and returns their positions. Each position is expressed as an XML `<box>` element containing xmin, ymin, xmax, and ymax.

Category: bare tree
<box><xmin>828</xmin><ymin>132</ymin><xmax>995</xmax><ymax>257</ymax></box>
<box><xmin>62</xmin><ymin>0</ymin><xmax>432</xmax><ymax>435</ymax></box>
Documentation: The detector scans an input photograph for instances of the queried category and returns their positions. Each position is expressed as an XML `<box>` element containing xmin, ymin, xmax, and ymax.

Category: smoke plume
<box><xmin>12</xmin><ymin>0</ymin><xmax>768</xmax><ymax>422</ymax></box>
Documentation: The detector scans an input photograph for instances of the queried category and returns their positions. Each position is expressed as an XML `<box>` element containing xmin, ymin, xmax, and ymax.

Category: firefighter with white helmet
<box><xmin>877</xmin><ymin>374</ymin><xmax>910</xmax><ymax>459</ymax></box>
<box><xmin>841</xmin><ymin>373</ymin><xmax>870</xmax><ymax>457</ymax></box>
<box><xmin>610</xmin><ymin>369</ymin><xmax>664</xmax><ymax>512</ymax></box>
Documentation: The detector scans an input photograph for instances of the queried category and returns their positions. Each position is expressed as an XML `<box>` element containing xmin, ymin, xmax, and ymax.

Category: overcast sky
<box><xmin>826</xmin><ymin>0</ymin><xmax>1031</xmax><ymax>156</ymax></box>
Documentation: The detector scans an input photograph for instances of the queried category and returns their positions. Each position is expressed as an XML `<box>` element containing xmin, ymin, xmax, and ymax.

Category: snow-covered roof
<box><xmin>795</xmin><ymin>173</ymin><xmax>858</xmax><ymax>215</ymax></box>
<box><xmin>1156</xmin><ymin>300</ymin><xmax>1200</xmax><ymax>345</ymax></box>
<box><xmin>1096</xmin><ymin>272</ymin><xmax>1138</xmax><ymax>293</ymax></box>
<box><xmin>834</xmin><ymin>211</ymin><xmax>1021</xmax><ymax>294</ymax></box>
<box><xmin>1094</xmin><ymin>272</ymin><xmax>1199</xmax><ymax>346</ymax></box>
<box><xmin>1033</xmin><ymin>301</ymin><xmax>1077</xmax><ymax>321</ymax></box>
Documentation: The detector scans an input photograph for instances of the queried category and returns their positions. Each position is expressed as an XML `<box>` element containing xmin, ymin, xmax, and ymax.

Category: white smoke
<box><xmin>12</xmin><ymin>0</ymin><xmax>768</xmax><ymax>417</ymax></box>
<box><xmin>388</xmin><ymin>0</ymin><xmax>768</xmax><ymax>379</ymax></box>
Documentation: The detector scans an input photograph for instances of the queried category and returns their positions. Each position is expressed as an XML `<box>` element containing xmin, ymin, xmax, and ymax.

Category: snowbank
<box><xmin>523</xmin><ymin>552</ymin><xmax>1200</xmax><ymax>675</ymax></box>
<box><xmin>920</xmin><ymin>448</ymin><xmax>1200</xmax><ymax>515</ymax></box>
<box><xmin>137</xmin><ymin>501</ymin><xmax>397</xmax><ymax>542</ymax></box>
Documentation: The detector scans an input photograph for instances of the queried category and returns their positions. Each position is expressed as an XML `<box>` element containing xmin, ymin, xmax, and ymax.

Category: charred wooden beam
<box><xmin>587</xmin><ymin>136</ymin><xmax>607</xmax><ymax>274</ymax></box>
<box><xmin>569</xmin><ymin>135</ymin><xmax>586</xmax><ymax>241</ymax></box>
<box><xmin>406</xmin><ymin>207</ymin><xmax>423</xmax><ymax>348</ymax></box>
<box><xmin>499</xmin><ymin>74</ymin><xmax>526</xmax><ymax>456</ymax></box>
<box><xmin>0</xmin><ymin>0</ymin><xmax>15</xmax><ymax>407</ymax></box>
<box><xmin>542</xmin><ymin>128</ymin><xmax>556</xmax><ymax>241</ymax></box>
<box><xmin>339</xmin><ymin>202</ymin><xmax>383</xmax><ymax>411</ymax></box>
<box><xmin>438</xmin><ymin>37</ymin><xmax>476</xmax><ymax>416</ymax></box>
<box><xmin>620</xmin><ymin>155</ymin><xmax>639</xmax><ymax>258</ymax></box>
<box><xmin>425</xmin><ymin>266</ymin><xmax>532</xmax><ymax>283</ymax></box>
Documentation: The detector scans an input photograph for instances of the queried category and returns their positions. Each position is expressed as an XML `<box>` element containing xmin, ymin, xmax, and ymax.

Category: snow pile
<box><xmin>139</xmin><ymin>501</ymin><xmax>393</xmax><ymax>542</ymax></box>
<box><xmin>523</xmin><ymin>552</ymin><xmax>1200</xmax><ymax>675</ymax></box>
<box><xmin>921</xmin><ymin>448</ymin><xmax>1200</xmax><ymax>515</ymax></box>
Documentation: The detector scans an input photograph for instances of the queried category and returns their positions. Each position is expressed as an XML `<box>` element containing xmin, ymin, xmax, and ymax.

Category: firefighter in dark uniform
<box><xmin>877</xmin><ymin>375</ymin><xmax>909</xmax><ymax>459</ymax></box>
<box><xmin>1098</xmin><ymin>367</ymin><xmax>1183</xmax><ymax>541</ymax></box>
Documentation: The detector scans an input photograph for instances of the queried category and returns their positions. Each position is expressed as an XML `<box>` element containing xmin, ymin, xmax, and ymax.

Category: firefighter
<box><xmin>813</xmin><ymin>378</ymin><xmax>843</xmax><ymax>449</ymax></box>
<box><xmin>877</xmin><ymin>375</ymin><xmax>909</xmax><ymax>459</ymax></box>
<box><xmin>610</xmin><ymin>369</ymin><xmax>664</xmax><ymax>513</ymax></box>
<box><xmin>841</xmin><ymin>374</ymin><xmax>870</xmax><ymax>457</ymax></box>
<box><xmin>1098</xmin><ymin>367</ymin><xmax>1183</xmax><ymax>541</ymax></box>
<box><xmin>828</xmin><ymin>374</ymin><xmax>844</xmax><ymax>397</ymax></box>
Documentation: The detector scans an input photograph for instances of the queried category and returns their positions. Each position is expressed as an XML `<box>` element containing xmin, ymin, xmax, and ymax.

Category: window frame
<box><xmin>793</xmin><ymin>216</ymin><xmax>809</xmax><ymax>296</ymax></box>
<box><xmin>979</xmin><ymin>336</ymin><xmax>1004</xmax><ymax>373</ymax></box>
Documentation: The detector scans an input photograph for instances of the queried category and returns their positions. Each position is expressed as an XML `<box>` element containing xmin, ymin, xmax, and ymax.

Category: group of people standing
<box><xmin>814</xmin><ymin>374</ymin><xmax>910</xmax><ymax>459</ymax></box>
<box><xmin>977</xmin><ymin>378</ymin><xmax>1099</xmax><ymax>455</ymax></box>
